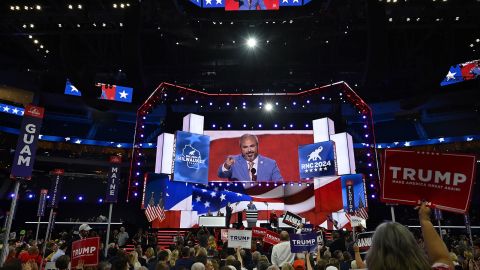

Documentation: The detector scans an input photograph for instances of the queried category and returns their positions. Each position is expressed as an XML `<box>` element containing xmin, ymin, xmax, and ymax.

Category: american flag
<box><xmin>145</xmin><ymin>192</ymin><xmax>156</xmax><ymax>222</ymax></box>
<box><xmin>145</xmin><ymin>192</ymin><xmax>166</xmax><ymax>223</ymax></box>
<box><xmin>354</xmin><ymin>198</ymin><xmax>369</xmax><ymax>220</ymax></box>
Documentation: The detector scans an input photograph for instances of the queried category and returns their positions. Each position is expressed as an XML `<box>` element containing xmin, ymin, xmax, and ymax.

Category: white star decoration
<box><xmin>438</xmin><ymin>138</ymin><xmax>445</xmax><ymax>142</ymax></box>
<box><xmin>236</xmin><ymin>193</ymin><xmax>242</xmax><ymax>197</ymax></box>
<box><xmin>119</xmin><ymin>90</ymin><xmax>128</xmax><ymax>99</ymax></box>
<box><xmin>282</xmin><ymin>0</ymin><xmax>288</xmax><ymax>2</ymax></box>
<box><xmin>446</xmin><ymin>70</ymin><xmax>456</xmax><ymax>81</ymax></box>
<box><xmin>12</xmin><ymin>108</ymin><xmax>19</xmax><ymax>114</ymax></box>
<box><xmin>210</xmin><ymin>191</ymin><xmax>216</xmax><ymax>197</ymax></box>
<box><xmin>293</xmin><ymin>0</ymin><xmax>299</xmax><ymax>2</ymax></box>
<box><xmin>196</xmin><ymin>196</ymin><xmax>201</xmax><ymax>202</ymax></box>
<box><xmin>220</xmin><ymin>194</ymin><xmax>226</xmax><ymax>201</ymax></box>
<box><xmin>3</xmin><ymin>106</ymin><xmax>10</xmax><ymax>112</ymax></box>
<box><xmin>206</xmin><ymin>0</ymin><xmax>212</xmax><ymax>4</ymax></box>
<box><xmin>216</xmin><ymin>0</ymin><xmax>222</xmax><ymax>4</ymax></box>
<box><xmin>204</xmin><ymin>201</ymin><xmax>210</xmax><ymax>208</ymax></box>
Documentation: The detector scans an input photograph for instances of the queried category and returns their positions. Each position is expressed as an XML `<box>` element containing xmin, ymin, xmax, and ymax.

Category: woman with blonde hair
<box><xmin>128</xmin><ymin>251</ymin><xmax>142</xmax><ymax>270</ymax></box>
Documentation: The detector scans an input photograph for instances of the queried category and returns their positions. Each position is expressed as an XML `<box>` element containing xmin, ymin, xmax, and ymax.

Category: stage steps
<box><xmin>156</xmin><ymin>230</ymin><xmax>189</xmax><ymax>249</ymax></box>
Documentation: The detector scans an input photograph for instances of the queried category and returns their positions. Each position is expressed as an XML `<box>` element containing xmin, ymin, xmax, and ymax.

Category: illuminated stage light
<box><xmin>135</xmin><ymin>182</ymin><xmax>139</xmax><ymax>186</ymax></box>
<box><xmin>47</xmin><ymin>196</ymin><xmax>50</xmax><ymax>199</ymax></box>
<box><xmin>209</xmin><ymin>102</ymin><xmax>213</xmax><ymax>106</ymax></box>
<box><xmin>258</xmin><ymin>124</ymin><xmax>262</xmax><ymax>128</ymax></box>
<box><xmin>362</xmin><ymin>115</ymin><xmax>367</xmax><ymax>119</ymax></box>
<box><xmin>305</xmin><ymin>124</ymin><xmax>309</xmax><ymax>128</ymax></box>
<box><xmin>77</xmin><ymin>4</ymin><xmax>82</xmax><ymax>9</ymax></box>
<box><xmin>113</xmin><ymin>3</ymin><xmax>118</xmax><ymax>8</ymax></box>
<box><xmin>58</xmin><ymin>23</ymin><xmax>62</xmax><ymax>28</ymax></box>
<box><xmin>212</xmin><ymin>124</ymin><xmax>216</xmax><ymax>128</ymax></box>
<box><xmin>134</xmin><ymin>192</ymin><xmax>138</xmax><ymax>197</ymax></box>
<box><xmin>137</xmin><ymin>162</ymin><xmax>140</xmax><ymax>166</ymax></box>
<box><xmin>226</xmin><ymin>102</ymin><xmax>230</xmax><ymax>106</ymax></box>
<box><xmin>227</xmin><ymin>124</ymin><xmax>231</xmax><ymax>128</ymax></box>
<box><xmin>63</xmin><ymin>196</ymin><xmax>67</xmax><ymax>200</ymax></box>
<box><xmin>306</xmin><ymin>100</ymin><xmax>310</xmax><ymax>103</ymax></box>
<box><xmin>363</xmin><ymin>124</ymin><xmax>367</xmax><ymax>128</ymax></box>
<box><xmin>292</xmin><ymin>101</ymin><xmax>296</xmax><ymax>105</ymax></box>
<box><xmin>98</xmin><ymin>198</ymin><xmax>103</xmax><ymax>203</ymax></box>
<box><xmin>30</xmin><ymin>24</ymin><xmax>34</xmax><ymax>28</ymax></box>
<box><xmin>33</xmin><ymin>39</ymin><xmax>39</xmax><ymax>44</ymax></box>
<box><xmin>365</xmin><ymin>134</ymin><xmax>369</xmax><ymax>138</ymax></box>
<box><xmin>136</xmin><ymin>172</ymin><xmax>140</xmax><ymax>176</ymax></box>
<box><xmin>370</xmin><ymin>184</ymin><xmax>374</xmax><ymax>188</ymax></box>
<box><xmin>265</xmin><ymin>103</ymin><xmax>273</xmax><ymax>111</ymax></box>
<box><xmin>289</xmin><ymin>124</ymin><xmax>294</xmax><ymax>128</ymax></box>
<box><xmin>246</xmin><ymin>37</ymin><xmax>257</xmax><ymax>48</ymax></box>
<box><xmin>243</xmin><ymin>124</ymin><xmax>247</xmax><ymax>128</ymax></box>
<box><xmin>68</xmin><ymin>4</ymin><xmax>73</xmax><ymax>9</ymax></box>
<box><xmin>371</xmin><ymin>194</ymin><xmax>376</xmax><ymax>198</ymax></box>
<box><xmin>274</xmin><ymin>124</ymin><xmax>278</xmax><ymax>128</ymax></box>
<box><xmin>36</xmin><ymin>5</ymin><xmax>41</xmax><ymax>10</ymax></box>
<box><xmin>28</xmin><ymin>194</ymin><xmax>33</xmax><ymax>199</ymax></box>
<box><xmin>10</xmin><ymin>193</ymin><xmax>15</xmax><ymax>198</ymax></box>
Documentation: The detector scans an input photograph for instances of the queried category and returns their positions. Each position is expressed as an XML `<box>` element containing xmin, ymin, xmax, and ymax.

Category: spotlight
<box><xmin>36</xmin><ymin>5</ymin><xmax>41</xmax><ymax>10</ymax></box>
<box><xmin>68</xmin><ymin>4</ymin><xmax>73</xmax><ymax>9</ymax></box>
<box><xmin>63</xmin><ymin>196</ymin><xmax>67</xmax><ymax>200</ymax></box>
<box><xmin>98</xmin><ymin>198</ymin><xmax>103</xmax><ymax>203</ymax></box>
<box><xmin>28</xmin><ymin>194</ymin><xmax>33</xmax><ymax>199</ymax></box>
<box><xmin>78</xmin><ymin>196</ymin><xmax>83</xmax><ymax>201</ymax></box>
<box><xmin>246</xmin><ymin>37</ymin><xmax>257</xmax><ymax>48</ymax></box>
<box><xmin>265</xmin><ymin>103</ymin><xmax>273</xmax><ymax>111</ymax></box>
<box><xmin>77</xmin><ymin>4</ymin><xmax>82</xmax><ymax>9</ymax></box>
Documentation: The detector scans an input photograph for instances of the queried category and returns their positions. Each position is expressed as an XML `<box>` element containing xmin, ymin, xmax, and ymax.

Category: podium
<box><xmin>246</xmin><ymin>210</ymin><xmax>258</xmax><ymax>228</ymax></box>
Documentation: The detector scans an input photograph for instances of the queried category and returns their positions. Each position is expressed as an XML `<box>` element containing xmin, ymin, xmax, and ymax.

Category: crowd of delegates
<box><xmin>1</xmin><ymin>203</ymin><xmax>479</xmax><ymax>270</ymax></box>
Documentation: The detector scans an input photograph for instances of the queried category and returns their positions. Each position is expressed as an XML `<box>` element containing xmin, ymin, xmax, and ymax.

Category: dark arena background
<box><xmin>0</xmin><ymin>0</ymin><xmax>479</xmax><ymax>268</ymax></box>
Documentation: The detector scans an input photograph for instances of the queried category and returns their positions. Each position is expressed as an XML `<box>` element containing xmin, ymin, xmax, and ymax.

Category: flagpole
<box><xmin>105</xmin><ymin>203</ymin><xmax>113</xmax><ymax>257</ymax></box>
<box><xmin>0</xmin><ymin>181</ymin><xmax>21</xmax><ymax>266</ymax></box>
<box><xmin>390</xmin><ymin>205</ymin><xmax>396</xmax><ymax>222</ymax></box>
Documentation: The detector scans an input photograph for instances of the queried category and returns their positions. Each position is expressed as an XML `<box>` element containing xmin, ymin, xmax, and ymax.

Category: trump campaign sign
<box><xmin>290</xmin><ymin>232</ymin><xmax>317</xmax><ymax>253</ymax></box>
<box><xmin>381</xmin><ymin>150</ymin><xmax>476</xmax><ymax>213</ymax></box>
<box><xmin>71</xmin><ymin>237</ymin><xmax>100</xmax><ymax>267</ymax></box>
<box><xmin>227</xmin><ymin>230</ymin><xmax>252</xmax><ymax>249</ymax></box>
<box><xmin>11</xmin><ymin>104</ymin><xmax>44</xmax><ymax>179</ymax></box>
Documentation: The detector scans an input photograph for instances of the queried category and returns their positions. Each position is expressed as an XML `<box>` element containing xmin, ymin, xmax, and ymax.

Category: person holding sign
<box><xmin>218</xmin><ymin>134</ymin><xmax>283</xmax><ymax>181</ymax></box>
<box><xmin>364</xmin><ymin>202</ymin><xmax>453</xmax><ymax>270</ymax></box>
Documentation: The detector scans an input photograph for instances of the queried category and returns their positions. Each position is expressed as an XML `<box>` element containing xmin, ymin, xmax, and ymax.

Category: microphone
<box><xmin>251</xmin><ymin>168</ymin><xmax>257</xmax><ymax>181</ymax></box>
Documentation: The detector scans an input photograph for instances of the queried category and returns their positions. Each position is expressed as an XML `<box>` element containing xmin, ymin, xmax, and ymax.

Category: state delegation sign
<box><xmin>381</xmin><ymin>150</ymin><xmax>476</xmax><ymax>213</ymax></box>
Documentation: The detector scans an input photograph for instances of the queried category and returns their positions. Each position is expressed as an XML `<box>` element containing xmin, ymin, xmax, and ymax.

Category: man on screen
<box><xmin>217</xmin><ymin>134</ymin><xmax>283</xmax><ymax>181</ymax></box>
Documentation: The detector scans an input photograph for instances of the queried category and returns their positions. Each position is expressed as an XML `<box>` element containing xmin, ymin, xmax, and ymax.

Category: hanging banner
<box><xmin>48</xmin><ymin>211</ymin><xmax>57</xmax><ymax>239</ymax></box>
<box><xmin>298</xmin><ymin>141</ymin><xmax>337</xmax><ymax>179</ymax></box>
<box><xmin>10</xmin><ymin>104</ymin><xmax>45</xmax><ymax>179</ymax></box>
<box><xmin>48</xmin><ymin>169</ymin><xmax>64</xmax><ymax>208</ymax></box>
<box><xmin>105</xmin><ymin>156</ymin><xmax>121</xmax><ymax>203</ymax></box>
<box><xmin>290</xmin><ymin>232</ymin><xmax>317</xmax><ymax>253</ymax></box>
<box><xmin>71</xmin><ymin>237</ymin><xmax>100</xmax><ymax>268</ymax></box>
<box><xmin>381</xmin><ymin>150</ymin><xmax>476</xmax><ymax>213</ymax></box>
<box><xmin>433</xmin><ymin>209</ymin><xmax>443</xmax><ymax>221</ymax></box>
<box><xmin>227</xmin><ymin>230</ymin><xmax>252</xmax><ymax>249</ymax></box>
<box><xmin>341</xmin><ymin>174</ymin><xmax>368</xmax><ymax>213</ymax></box>
<box><xmin>37</xmin><ymin>189</ymin><xmax>48</xmax><ymax>217</ymax></box>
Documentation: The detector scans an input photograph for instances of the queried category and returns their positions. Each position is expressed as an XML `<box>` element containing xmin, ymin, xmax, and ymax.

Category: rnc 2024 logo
<box><xmin>177</xmin><ymin>144</ymin><xmax>204</xmax><ymax>169</ymax></box>
<box><xmin>298</xmin><ymin>141</ymin><xmax>336</xmax><ymax>178</ymax></box>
